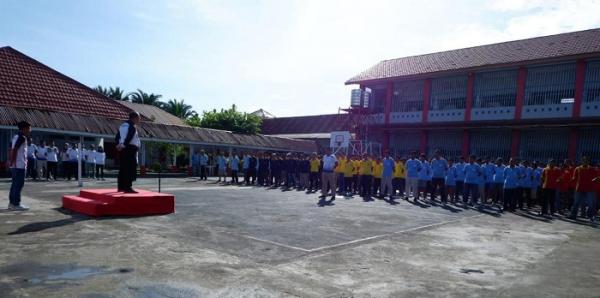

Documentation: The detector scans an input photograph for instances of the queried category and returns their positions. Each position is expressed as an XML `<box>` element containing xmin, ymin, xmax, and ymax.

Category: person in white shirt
<box><xmin>60</xmin><ymin>143</ymin><xmax>70</xmax><ymax>179</ymax></box>
<box><xmin>8</xmin><ymin>121</ymin><xmax>31</xmax><ymax>211</ymax></box>
<box><xmin>199</xmin><ymin>149</ymin><xmax>209</xmax><ymax>181</ymax></box>
<box><xmin>116</xmin><ymin>112</ymin><xmax>141</xmax><ymax>193</ymax></box>
<box><xmin>320</xmin><ymin>148</ymin><xmax>339</xmax><ymax>201</ymax></box>
<box><xmin>66</xmin><ymin>144</ymin><xmax>79</xmax><ymax>181</ymax></box>
<box><xmin>36</xmin><ymin>141</ymin><xmax>47</xmax><ymax>180</ymax></box>
<box><xmin>95</xmin><ymin>146</ymin><xmax>106</xmax><ymax>180</ymax></box>
<box><xmin>26</xmin><ymin>139</ymin><xmax>38</xmax><ymax>180</ymax></box>
<box><xmin>45</xmin><ymin>141</ymin><xmax>59</xmax><ymax>180</ymax></box>
<box><xmin>86</xmin><ymin>144</ymin><xmax>97</xmax><ymax>179</ymax></box>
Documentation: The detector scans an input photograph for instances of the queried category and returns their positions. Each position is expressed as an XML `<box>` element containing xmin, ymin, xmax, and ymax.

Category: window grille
<box><xmin>430</xmin><ymin>75</ymin><xmax>467</xmax><ymax>110</ymax></box>
<box><xmin>473</xmin><ymin>69</ymin><xmax>518</xmax><ymax>108</ymax></box>
<box><xmin>524</xmin><ymin>63</ymin><xmax>576</xmax><ymax>106</ymax></box>
<box><xmin>470</xmin><ymin>129</ymin><xmax>512</xmax><ymax>160</ymax></box>
<box><xmin>519</xmin><ymin>128</ymin><xmax>569</xmax><ymax>162</ymax></box>
<box><xmin>584</xmin><ymin>60</ymin><xmax>600</xmax><ymax>103</ymax></box>
<box><xmin>392</xmin><ymin>80</ymin><xmax>424</xmax><ymax>112</ymax></box>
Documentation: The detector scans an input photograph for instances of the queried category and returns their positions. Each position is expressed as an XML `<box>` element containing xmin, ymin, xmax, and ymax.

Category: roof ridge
<box><xmin>378</xmin><ymin>27</ymin><xmax>600</xmax><ymax>64</ymax></box>
<box><xmin>0</xmin><ymin>46</ymin><xmax>133</xmax><ymax>119</ymax></box>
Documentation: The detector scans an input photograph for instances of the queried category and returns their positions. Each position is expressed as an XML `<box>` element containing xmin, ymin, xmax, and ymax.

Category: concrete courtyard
<box><xmin>0</xmin><ymin>177</ymin><xmax>599</xmax><ymax>297</ymax></box>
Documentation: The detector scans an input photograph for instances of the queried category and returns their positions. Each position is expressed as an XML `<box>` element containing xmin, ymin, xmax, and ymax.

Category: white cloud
<box><xmin>124</xmin><ymin>0</ymin><xmax>600</xmax><ymax>117</ymax></box>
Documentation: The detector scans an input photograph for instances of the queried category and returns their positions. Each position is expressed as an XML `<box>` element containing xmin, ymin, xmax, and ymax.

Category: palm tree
<box><xmin>108</xmin><ymin>87</ymin><xmax>128</xmax><ymax>101</ymax></box>
<box><xmin>93</xmin><ymin>85</ymin><xmax>129</xmax><ymax>101</ymax></box>
<box><xmin>162</xmin><ymin>99</ymin><xmax>197</xmax><ymax>119</ymax></box>
<box><xmin>93</xmin><ymin>85</ymin><xmax>110</xmax><ymax>97</ymax></box>
<box><xmin>127</xmin><ymin>89</ymin><xmax>163</xmax><ymax>107</ymax></box>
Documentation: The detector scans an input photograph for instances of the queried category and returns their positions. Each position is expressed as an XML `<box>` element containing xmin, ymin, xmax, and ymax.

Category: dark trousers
<box><xmin>353</xmin><ymin>175</ymin><xmax>360</xmax><ymax>192</ymax></box>
<box><xmin>248</xmin><ymin>169</ymin><xmax>256</xmax><ymax>185</ymax></box>
<box><xmin>26</xmin><ymin>157</ymin><xmax>37</xmax><ymax>179</ymax></box>
<box><xmin>258</xmin><ymin>170</ymin><xmax>268</xmax><ymax>185</ymax></box>
<box><xmin>117</xmin><ymin>146</ymin><xmax>138</xmax><ymax>191</ymax></box>
<box><xmin>455</xmin><ymin>181</ymin><xmax>464</xmax><ymax>202</ymax></box>
<box><xmin>361</xmin><ymin>175</ymin><xmax>372</xmax><ymax>196</ymax></box>
<box><xmin>231</xmin><ymin>170</ymin><xmax>239</xmax><ymax>184</ymax></box>
<box><xmin>464</xmin><ymin>183</ymin><xmax>479</xmax><ymax>204</ymax></box>
<box><xmin>504</xmin><ymin>188</ymin><xmax>518</xmax><ymax>211</ymax></box>
<box><xmin>393</xmin><ymin>178</ymin><xmax>405</xmax><ymax>196</ymax></box>
<box><xmin>373</xmin><ymin>178</ymin><xmax>381</xmax><ymax>195</ymax></box>
<box><xmin>491</xmin><ymin>183</ymin><xmax>504</xmax><ymax>204</ymax></box>
<box><xmin>96</xmin><ymin>164</ymin><xmax>105</xmax><ymax>179</ymax></box>
<box><xmin>517</xmin><ymin>187</ymin><xmax>530</xmax><ymax>209</ymax></box>
<box><xmin>344</xmin><ymin>177</ymin><xmax>353</xmax><ymax>193</ymax></box>
<box><xmin>200</xmin><ymin>165</ymin><xmax>207</xmax><ymax>180</ymax></box>
<box><xmin>9</xmin><ymin>168</ymin><xmax>25</xmax><ymax>206</ymax></box>
<box><xmin>46</xmin><ymin>161</ymin><xmax>57</xmax><ymax>180</ymax></box>
<box><xmin>540</xmin><ymin>188</ymin><xmax>557</xmax><ymax>215</ymax></box>
<box><xmin>337</xmin><ymin>173</ymin><xmax>345</xmax><ymax>193</ymax></box>
<box><xmin>431</xmin><ymin>177</ymin><xmax>446</xmax><ymax>202</ymax></box>
<box><xmin>309</xmin><ymin>172</ymin><xmax>319</xmax><ymax>190</ymax></box>
<box><xmin>67</xmin><ymin>161</ymin><xmax>77</xmax><ymax>180</ymax></box>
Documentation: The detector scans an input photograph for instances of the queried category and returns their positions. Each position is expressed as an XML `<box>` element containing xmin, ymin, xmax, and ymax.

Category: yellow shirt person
<box><xmin>335</xmin><ymin>156</ymin><xmax>346</xmax><ymax>174</ymax></box>
<box><xmin>360</xmin><ymin>158</ymin><xmax>373</xmax><ymax>175</ymax></box>
<box><xmin>352</xmin><ymin>158</ymin><xmax>361</xmax><ymax>176</ymax></box>
<box><xmin>394</xmin><ymin>160</ymin><xmax>406</xmax><ymax>179</ymax></box>
<box><xmin>343</xmin><ymin>158</ymin><xmax>354</xmax><ymax>178</ymax></box>
<box><xmin>373</xmin><ymin>161</ymin><xmax>383</xmax><ymax>178</ymax></box>
<box><xmin>310</xmin><ymin>158</ymin><xmax>320</xmax><ymax>173</ymax></box>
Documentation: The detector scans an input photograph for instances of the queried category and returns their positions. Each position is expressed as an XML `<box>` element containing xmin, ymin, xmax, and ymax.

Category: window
<box><xmin>473</xmin><ymin>69</ymin><xmax>518</xmax><ymax>108</ymax></box>
<box><xmin>470</xmin><ymin>129</ymin><xmax>512</xmax><ymax>160</ymax></box>
<box><xmin>427</xmin><ymin>130</ymin><xmax>462</xmax><ymax>158</ymax></box>
<box><xmin>584</xmin><ymin>60</ymin><xmax>600</xmax><ymax>103</ymax></box>
<box><xmin>524</xmin><ymin>63</ymin><xmax>576</xmax><ymax>106</ymax></box>
<box><xmin>577</xmin><ymin>127</ymin><xmax>600</xmax><ymax>163</ymax></box>
<box><xmin>519</xmin><ymin>128</ymin><xmax>569</xmax><ymax>162</ymax></box>
<box><xmin>369</xmin><ymin>86</ymin><xmax>387</xmax><ymax>113</ymax></box>
<box><xmin>430</xmin><ymin>75</ymin><xmax>467</xmax><ymax>110</ymax></box>
<box><xmin>391</xmin><ymin>80</ymin><xmax>424</xmax><ymax>112</ymax></box>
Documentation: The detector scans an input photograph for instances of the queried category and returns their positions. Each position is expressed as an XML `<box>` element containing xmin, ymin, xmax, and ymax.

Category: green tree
<box><xmin>185</xmin><ymin>114</ymin><xmax>201</xmax><ymax>127</ymax></box>
<box><xmin>93</xmin><ymin>85</ymin><xmax>129</xmax><ymax>101</ymax></box>
<box><xmin>198</xmin><ymin>104</ymin><xmax>262</xmax><ymax>134</ymax></box>
<box><xmin>93</xmin><ymin>85</ymin><xmax>110</xmax><ymax>97</ymax></box>
<box><xmin>162</xmin><ymin>98</ymin><xmax>197</xmax><ymax>119</ymax></box>
<box><xmin>127</xmin><ymin>89</ymin><xmax>163</xmax><ymax>107</ymax></box>
<box><xmin>108</xmin><ymin>87</ymin><xmax>128</xmax><ymax>101</ymax></box>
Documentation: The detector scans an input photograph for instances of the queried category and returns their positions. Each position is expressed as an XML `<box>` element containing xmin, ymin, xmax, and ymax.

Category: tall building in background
<box><xmin>337</xmin><ymin>28</ymin><xmax>600</xmax><ymax>161</ymax></box>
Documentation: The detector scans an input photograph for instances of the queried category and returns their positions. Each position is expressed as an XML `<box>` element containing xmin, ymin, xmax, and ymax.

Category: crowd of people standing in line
<box><xmin>24</xmin><ymin>140</ymin><xmax>106</xmax><ymax>181</ymax></box>
<box><xmin>194</xmin><ymin>148</ymin><xmax>599</xmax><ymax>224</ymax></box>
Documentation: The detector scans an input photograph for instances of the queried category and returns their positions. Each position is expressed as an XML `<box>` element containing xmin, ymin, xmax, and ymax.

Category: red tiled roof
<box><xmin>346</xmin><ymin>28</ymin><xmax>600</xmax><ymax>84</ymax></box>
<box><xmin>0</xmin><ymin>46</ymin><xmax>132</xmax><ymax>120</ymax></box>
<box><xmin>261</xmin><ymin>114</ymin><xmax>353</xmax><ymax>135</ymax></box>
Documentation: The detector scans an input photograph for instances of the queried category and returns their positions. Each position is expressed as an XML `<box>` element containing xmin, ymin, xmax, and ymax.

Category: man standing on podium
<box><xmin>117</xmin><ymin>111</ymin><xmax>141</xmax><ymax>193</ymax></box>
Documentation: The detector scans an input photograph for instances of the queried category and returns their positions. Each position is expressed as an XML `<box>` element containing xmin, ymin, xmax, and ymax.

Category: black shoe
<box><xmin>124</xmin><ymin>189</ymin><xmax>138</xmax><ymax>194</ymax></box>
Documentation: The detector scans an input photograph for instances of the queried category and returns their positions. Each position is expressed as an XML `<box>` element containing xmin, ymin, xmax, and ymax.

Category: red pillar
<box><xmin>510</xmin><ymin>129</ymin><xmax>520</xmax><ymax>158</ymax></box>
<box><xmin>573</xmin><ymin>59</ymin><xmax>586</xmax><ymax>119</ymax></box>
<box><xmin>419</xmin><ymin>130</ymin><xmax>428</xmax><ymax>154</ymax></box>
<box><xmin>465</xmin><ymin>73</ymin><xmax>475</xmax><ymax>121</ymax></box>
<box><xmin>422</xmin><ymin>79</ymin><xmax>432</xmax><ymax>123</ymax></box>
<box><xmin>384</xmin><ymin>81</ymin><xmax>393</xmax><ymax>125</ymax></box>
<box><xmin>568</xmin><ymin>128</ymin><xmax>578</xmax><ymax>160</ymax></box>
<box><xmin>515</xmin><ymin>66</ymin><xmax>527</xmax><ymax>120</ymax></box>
<box><xmin>461</xmin><ymin>129</ymin><xmax>470</xmax><ymax>157</ymax></box>
<box><xmin>383</xmin><ymin>130</ymin><xmax>390</xmax><ymax>151</ymax></box>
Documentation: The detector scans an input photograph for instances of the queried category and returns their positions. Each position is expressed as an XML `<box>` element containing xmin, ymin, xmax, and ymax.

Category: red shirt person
<box><xmin>568</xmin><ymin>156</ymin><xmax>599</xmax><ymax>222</ymax></box>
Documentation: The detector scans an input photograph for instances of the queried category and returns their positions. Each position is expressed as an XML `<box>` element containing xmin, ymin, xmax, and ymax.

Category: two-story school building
<box><xmin>341</xmin><ymin>28</ymin><xmax>600</xmax><ymax>163</ymax></box>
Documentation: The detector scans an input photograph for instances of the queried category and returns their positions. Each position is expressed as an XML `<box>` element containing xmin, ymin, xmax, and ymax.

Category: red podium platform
<box><xmin>62</xmin><ymin>189</ymin><xmax>175</xmax><ymax>217</ymax></box>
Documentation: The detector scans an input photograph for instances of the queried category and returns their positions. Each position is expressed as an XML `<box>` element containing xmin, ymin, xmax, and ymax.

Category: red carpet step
<box><xmin>62</xmin><ymin>189</ymin><xmax>175</xmax><ymax>217</ymax></box>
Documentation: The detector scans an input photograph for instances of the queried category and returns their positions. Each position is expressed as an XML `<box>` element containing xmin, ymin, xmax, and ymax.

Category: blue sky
<box><xmin>1</xmin><ymin>0</ymin><xmax>600</xmax><ymax>117</ymax></box>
